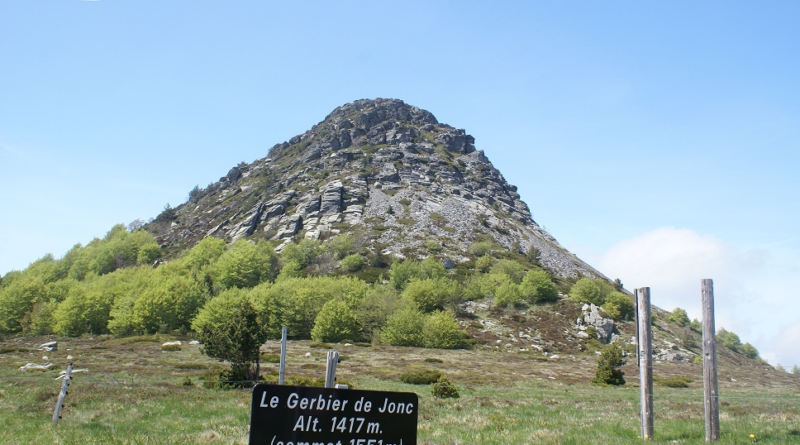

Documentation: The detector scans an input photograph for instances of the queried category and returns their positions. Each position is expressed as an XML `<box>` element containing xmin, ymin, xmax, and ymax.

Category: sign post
<box><xmin>250</xmin><ymin>384</ymin><xmax>417</xmax><ymax>445</ymax></box>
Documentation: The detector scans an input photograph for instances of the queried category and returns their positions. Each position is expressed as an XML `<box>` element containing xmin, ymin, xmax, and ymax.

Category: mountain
<box><xmin>147</xmin><ymin>98</ymin><xmax>605</xmax><ymax>281</ymax></box>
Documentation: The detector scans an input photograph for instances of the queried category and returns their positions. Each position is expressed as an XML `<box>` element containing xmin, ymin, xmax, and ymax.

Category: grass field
<box><xmin>1</xmin><ymin>335</ymin><xmax>798</xmax><ymax>444</ymax></box>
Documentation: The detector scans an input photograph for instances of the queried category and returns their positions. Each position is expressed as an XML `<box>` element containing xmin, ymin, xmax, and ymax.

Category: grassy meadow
<box><xmin>1</xmin><ymin>335</ymin><xmax>798</xmax><ymax>445</ymax></box>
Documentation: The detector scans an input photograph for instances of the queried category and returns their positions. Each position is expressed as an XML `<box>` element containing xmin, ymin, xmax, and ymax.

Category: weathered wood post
<box><xmin>636</xmin><ymin>287</ymin><xmax>654</xmax><ymax>440</ymax></box>
<box><xmin>324</xmin><ymin>351</ymin><xmax>339</xmax><ymax>388</ymax></box>
<box><xmin>702</xmin><ymin>279</ymin><xmax>720</xmax><ymax>441</ymax></box>
<box><xmin>52</xmin><ymin>362</ymin><xmax>73</xmax><ymax>425</ymax></box>
<box><xmin>279</xmin><ymin>326</ymin><xmax>288</xmax><ymax>385</ymax></box>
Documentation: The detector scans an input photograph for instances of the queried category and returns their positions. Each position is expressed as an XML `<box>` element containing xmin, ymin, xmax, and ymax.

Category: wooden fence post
<box><xmin>279</xmin><ymin>326</ymin><xmax>288</xmax><ymax>385</ymax></box>
<box><xmin>702</xmin><ymin>279</ymin><xmax>720</xmax><ymax>441</ymax></box>
<box><xmin>324</xmin><ymin>351</ymin><xmax>339</xmax><ymax>388</ymax></box>
<box><xmin>53</xmin><ymin>362</ymin><xmax>73</xmax><ymax>425</ymax></box>
<box><xmin>636</xmin><ymin>287</ymin><xmax>654</xmax><ymax>440</ymax></box>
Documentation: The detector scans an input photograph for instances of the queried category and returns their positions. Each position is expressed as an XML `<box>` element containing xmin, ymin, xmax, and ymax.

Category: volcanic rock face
<box><xmin>151</xmin><ymin>98</ymin><xmax>604</xmax><ymax>279</ymax></box>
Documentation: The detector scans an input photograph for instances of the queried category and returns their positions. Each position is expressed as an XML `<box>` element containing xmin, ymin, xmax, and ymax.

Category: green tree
<box><xmin>490</xmin><ymin>259</ymin><xmax>524</xmax><ymax>284</ymax></box>
<box><xmin>740</xmin><ymin>342</ymin><xmax>759</xmax><ymax>359</ymax></box>
<box><xmin>197</xmin><ymin>300</ymin><xmax>270</xmax><ymax>385</ymax></box>
<box><xmin>669</xmin><ymin>308</ymin><xmax>690</xmax><ymax>327</ymax></box>
<box><xmin>326</xmin><ymin>234</ymin><xmax>357</xmax><ymax>260</ymax></box>
<box><xmin>603</xmin><ymin>292</ymin><xmax>634</xmax><ymax>321</ymax></box>
<box><xmin>402</xmin><ymin>277</ymin><xmax>456</xmax><ymax>313</ymax></box>
<box><xmin>494</xmin><ymin>282</ymin><xmax>522</xmax><ymax>307</ymax></box>
<box><xmin>280</xmin><ymin>239</ymin><xmax>322</xmax><ymax>270</ymax></box>
<box><xmin>0</xmin><ymin>274</ymin><xmax>46</xmax><ymax>334</ymax></box>
<box><xmin>311</xmin><ymin>299</ymin><xmax>359</xmax><ymax>343</ymax></box>
<box><xmin>381</xmin><ymin>308</ymin><xmax>425</xmax><ymax>347</ymax></box>
<box><xmin>716</xmin><ymin>328</ymin><xmax>742</xmax><ymax>351</ymax></box>
<box><xmin>356</xmin><ymin>286</ymin><xmax>404</xmax><ymax>339</ymax></box>
<box><xmin>592</xmin><ymin>343</ymin><xmax>626</xmax><ymax>386</ymax></box>
<box><xmin>214</xmin><ymin>240</ymin><xmax>278</xmax><ymax>289</ymax></box>
<box><xmin>569</xmin><ymin>278</ymin><xmax>612</xmax><ymax>306</ymax></box>
<box><xmin>341</xmin><ymin>254</ymin><xmax>364</xmax><ymax>272</ymax></box>
<box><xmin>520</xmin><ymin>270</ymin><xmax>558</xmax><ymax>303</ymax></box>
<box><xmin>422</xmin><ymin>311</ymin><xmax>465</xmax><ymax>349</ymax></box>
<box><xmin>475</xmin><ymin>254</ymin><xmax>494</xmax><ymax>273</ymax></box>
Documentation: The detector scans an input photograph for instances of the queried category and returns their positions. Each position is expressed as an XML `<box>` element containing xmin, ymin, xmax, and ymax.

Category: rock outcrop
<box><xmin>148</xmin><ymin>98</ymin><xmax>606</xmax><ymax>280</ymax></box>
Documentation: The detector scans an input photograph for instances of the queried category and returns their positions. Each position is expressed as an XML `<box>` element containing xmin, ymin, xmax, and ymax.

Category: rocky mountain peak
<box><xmin>149</xmin><ymin>99</ymin><xmax>605</xmax><ymax>280</ymax></box>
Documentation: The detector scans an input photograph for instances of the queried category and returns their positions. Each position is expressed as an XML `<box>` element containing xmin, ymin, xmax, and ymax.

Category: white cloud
<box><xmin>597</xmin><ymin>227</ymin><xmax>800</xmax><ymax>367</ymax></box>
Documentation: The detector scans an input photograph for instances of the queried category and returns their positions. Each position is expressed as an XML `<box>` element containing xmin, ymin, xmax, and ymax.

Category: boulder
<box><xmin>39</xmin><ymin>341</ymin><xmax>57</xmax><ymax>352</ymax></box>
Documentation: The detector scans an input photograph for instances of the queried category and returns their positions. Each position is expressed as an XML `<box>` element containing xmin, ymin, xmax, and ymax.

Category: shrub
<box><xmin>424</xmin><ymin>357</ymin><xmax>443</xmax><ymax>363</ymax></box>
<box><xmin>260</xmin><ymin>353</ymin><xmax>281</xmax><ymax>363</ymax></box>
<box><xmin>490</xmin><ymin>259</ymin><xmax>524</xmax><ymax>284</ymax></box>
<box><xmin>423</xmin><ymin>311</ymin><xmax>465</xmax><ymax>349</ymax></box>
<box><xmin>475</xmin><ymin>255</ymin><xmax>494</xmax><ymax>272</ymax></box>
<box><xmin>468</xmin><ymin>242</ymin><xmax>493</xmax><ymax>257</ymax></box>
<box><xmin>431</xmin><ymin>376</ymin><xmax>459</xmax><ymax>398</ymax></box>
<box><xmin>381</xmin><ymin>308</ymin><xmax>425</xmax><ymax>347</ymax></box>
<box><xmin>603</xmin><ymin>292</ymin><xmax>634</xmax><ymax>321</ymax></box>
<box><xmin>716</xmin><ymin>328</ymin><xmax>742</xmax><ymax>351</ymax></box>
<box><xmin>162</xmin><ymin>343</ymin><xmax>181</xmax><ymax>351</ymax></box>
<box><xmin>693</xmin><ymin>356</ymin><xmax>703</xmax><ymax>364</ymax></box>
<box><xmin>311</xmin><ymin>299</ymin><xmax>359</xmax><ymax>343</ymax></box>
<box><xmin>181</xmin><ymin>375</ymin><xmax>194</xmax><ymax>386</ymax></box>
<box><xmin>341</xmin><ymin>254</ymin><xmax>364</xmax><ymax>272</ymax></box>
<box><xmin>520</xmin><ymin>270</ymin><xmax>558</xmax><ymax>303</ymax></box>
<box><xmin>400</xmin><ymin>368</ymin><xmax>442</xmax><ymax>384</ymax></box>
<box><xmin>494</xmin><ymin>282</ymin><xmax>522</xmax><ymax>307</ymax></box>
<box><xmin>740</xmin><ymin>342</ymin><xmax>759</xmax><ymax>359</ymax></box>
<box><xmin>592</xmin><ymin>343</ymin><xmax>626</xmax><ymax>386</ymax></box>
<box><xmin>669</xmin><ymin>308</ymin><xmax>690</xmax><ymax>327</ymax></box>
<box><xmin>569</xmin><ymin>278</ymin><xmax>604</xmax><ymax>305</ymax></box>
<box><xmin>655</xmin><ymin>376</ymin><xmax>693</xmax><ymax>388</ymax></box>
<box><xmin>402</xmin><ymin>278</ymin><xmax>455</xmax><ymax>313</ymax></box>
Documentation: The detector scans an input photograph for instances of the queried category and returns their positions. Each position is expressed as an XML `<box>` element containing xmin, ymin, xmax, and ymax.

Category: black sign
<box><xmin>250</xmin><ymin>384</ymin><xmax>417</xmax><ymax>445</ymax></box>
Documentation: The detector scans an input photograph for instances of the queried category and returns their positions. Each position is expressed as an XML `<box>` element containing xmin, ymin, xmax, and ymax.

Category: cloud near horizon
<box><xmin>598</xmin><ymin>227</ymin><xmax>800</xmax><ymax>368</ymax></box>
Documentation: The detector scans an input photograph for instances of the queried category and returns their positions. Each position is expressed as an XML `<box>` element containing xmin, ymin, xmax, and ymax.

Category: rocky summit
<box><xmin>148</xmin><ymin>98</ymin><xmax>605</xmax><ymax>280</ymax></box>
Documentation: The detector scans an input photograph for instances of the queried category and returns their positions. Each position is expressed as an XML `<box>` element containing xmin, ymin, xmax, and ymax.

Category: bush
<box><xmin>669</xmin><ymin>308</ymin><xmax>690</xmax><ymax>327</ymax></box>
<box><xmin>400</xmin><ymin>368</ymin><xmax>443</xmax><ymax>384</ymax></box>
<box><xmin>603</xmin><ymin>292</ymin><xmax>634</xmax><ymax>321</ymax></box>
<box><xmin>181</xmin><ymin>375</ymin><xmax>194</xmax><ymax>386</ymax></box>
<box><xmin>381</xmin><ymin>308</ymin><xmax>425</xmax><ymax>347</ymax></box>
<box><xmin>592</xmin><ymin>343</ymin><xmax>626</xmax><ymax>386</ymax></box>
<box><xmin>569</xmin><ymin>278</ymin><xmax>604</xmax><ymax>305</ymax></box>
<box><xmin>424</xmin><ymin>357</ymin><xmax>443</xmax><ymax>363</ymax></box>
<box><xmin>341</xmin><ymin>254</ymin><xmax>364</xmax><ymax>272</ymax></box>
<box><xmin>520</xmin><ymin>270</ymin><xmax>559</xmax><ymax>304</ymax></box>
<box><xmin>494</xmin><ymin>282</ymin><xmax>522</xmax><ymax>307</ymax></box>
<box><xmin>260</xmin><ymin>353</ymin><xmax>281</xmax><ymax>363</ymax></box>
<box><xmin>402</xmin><ymin>278</ymin><xmax>455</xmax><ymax>313</ymax></box>
<box><xmin>655</xmin><ymin>376</ymin><xmax>693</xmax><ymax>388</ymax></box>
<box><xmin>311</xmin><ymin>299</ymin><xmax>359</xmax><ymax>343</ymax></box>
<box><xmin>490</xmin><ymin>260</ymin><xmax>525</xmax><ymax>284</ymax></box>
<box><xmin>716</xmin><ymin>328</ymin><xmax>742</xmax><ymax>351</ymax></box>
<box><xmin>423</xmin><ymin>311</ymin><xmax>465</xmax><ymax>349</ymax></box>
<box><xmin>475</xmin><ymin>255</ymin><xmax>494</xmax><ymax>272</ymax></box>
<box><xmin>162</xmin><ymin>343</ymin><xmax>182</xmax><ymax>351</ymax></box>
<box><xmin>431</xmin><ymin>376</ymin><xmax>459</xmax><ymax>398</ymax></box>
<box><xmin>740</xmin><ymin>342</ymin><xmax>759</xmax><ymax>359</ymax></box>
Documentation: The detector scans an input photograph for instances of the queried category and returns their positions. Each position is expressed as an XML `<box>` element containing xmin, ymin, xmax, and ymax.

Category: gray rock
<box><xmin>441</xmin><ymin>258</ymin><xmax>456</xmax><ymax>269</ymax></box>
<box><xmin>39</xmin><ymin>341</ymin><xmax>58</xmax><ymax>352</ymax></box>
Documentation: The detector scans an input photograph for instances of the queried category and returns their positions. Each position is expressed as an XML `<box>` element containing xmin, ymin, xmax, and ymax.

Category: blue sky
<box><xmin>1</xmin><ymin>1</ymin><xmax>798</xmax><ymax>367</ymax></box>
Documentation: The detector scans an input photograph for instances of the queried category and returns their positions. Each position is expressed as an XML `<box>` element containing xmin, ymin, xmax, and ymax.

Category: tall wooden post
<box><xmin>702</xmin><ymin>279</ymin><xmax>720</xmax><ymax>441</ymax></box>
<box><xmin>324</xmin><ymin>351</ymin><xmax>339</xmax><ymax>388</ymax></box>
<box><xmin>636</xmin><ymin>287</ymin><xmax>654</xmax><ymax>440</ymax></box>
<box><xmin>53</xmin><ymin>362</ymin><xmax>73</xmax><ymax>425</ymax></box>
<box><xmin>279</xmin><ymin>326</ymin><xmax>288</xmax><ymax>385</ymax></box>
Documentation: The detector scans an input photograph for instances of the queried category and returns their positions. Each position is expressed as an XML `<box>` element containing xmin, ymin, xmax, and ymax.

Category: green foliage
<box><xmin>181</xmin><ymin>375</ymin><xmax>194</xmax><ymax>386</ymax></box>
<box><xmin>400</xmin><ymin>368</ymin><xmax>443</xmax><ymax>384</ymax></box>
<box><xmin>655</xmin><ymin>376</ymin><xmax>693</xmax><ymax>388</ymax></box>
<box><xmin>341</xmin><ymin>254</ymin><xmax>364</xmax><ymax>272</ymax></box>
<box><xmin>402</xmin><ymin>278</ymin><xmax>456</xmax><ymax>313</ymax></box>
<box><xmin>281</xmin><ymin>239</ymin><xmax>323</xmax><ymax>270</ymax></box>
<box><xmin>425</xmin><ymin>240</ymin><xmax>442</xmax><ymax>252</ymax></box>
<box><xmin>214</xmin><ymin>240</ymin><xmax>277</xmax><ymax>289</ymax></box>
<box><xmin>490</xmin><ymin>259</ymin><xmax>524</xmax><ymax>284</ymax></box>
<box><xmin>690</xmin><ymin>318</ymin><xmax>702</xmax><ymax>333</ymax></box>
<box><xmin>423</xmin><ymin>311</ymin><xmax>465</xmax><ymax>349</ymax></box>
<box><xmin>0</xmin><ymin>274</ymin><xmax>46</xmax><ymax>334</ymax></box>
<box><xmin>389</xmin><ymin>258</ymin><xmax>447</xmax><ymax>291</ymax></box>
<box><xmin>197</xmin><ymin>300</ymin><xmax>270</xmax><ymax>384</ymax></box>
<box><xmin>669</xmin><ymin>308</ymin><xmax>690</xmax><ymax>327</ymax></box>
<box><xmin>381</xmin><ymin>308</ymin><xmax>425</xmax><ymax>347</ymax></box>
<box><xmin>183</xmin><ymin>237</ymin><xmax>227</xmax><ymax>272</ymax></box>
<box><xmin>162</xmin><ymin>343</ymin><xmax>181</xmax><ymax>351</ymax></box>
<box><xmin>356</xmin><ymin>286</ymin><xmax>404</xmax><ymax>337</ymax></box>
<box><xmin>592</xmin><ymin>343</ymin><xmax>626</xmax><ymax>386</ymax></box>
<box><xmin>462</xmin><ymin>273</ymin><xmax>511</xmax><ymax>301</ymax></box>
<box><xmin>716</xmin><ymin>328</ymin><xmax>742</xmax><ymax>351</ymax></box>
<box><xmin>136</xmin><ymin>242</ymin><xmax>161</xmax><ymax>265</ymax></box>
<box><xmin>603</xmin><ymin>292</ymin><xmax>634</xmax><ymax>321</ymax></box>
<box><xmin>569</xmin><ymin>278</ymin><xmax>613</xmax><ymax>306</ymax></box>
<box><xmin>468</xmin><ymin>242</ymin><xmax>494</xmax><ymax>258</ymax></box>
<box><xmin>475</xmin><ymin>254</ymin><xmax>494</xmax><ymax>272</ymax></box>
<box><xmin>431</xmin><ymin>376</ymin><xmax>460</xmax><ymax>398</ymax></box>
<box><xmin>494</xmin><ymin>282</ymin><xmax>522</xmax><ymax>307</ymax></box>
<box><xmin>520</xmin><ymin>270</ymin><xmax>559</xmax><ymax>304</ymax></box>
<box><xmin>740</xmin><ymin>342</ymin><xmax>759</xmax><ymax>359</ymax></box>
<box><xmin>191</xmin><ymin>287</ymin><xmax>249</xmax><ymax>336</ymax></box>
<box><xmin>311</xmin><ymin>299</ymin><xmax>359</xmax><ymax>343</ymax></box>
<box><xmin>326</xmin><ymin>234</ymin><xmax>356</xmax><ymax>260</ymax></box>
